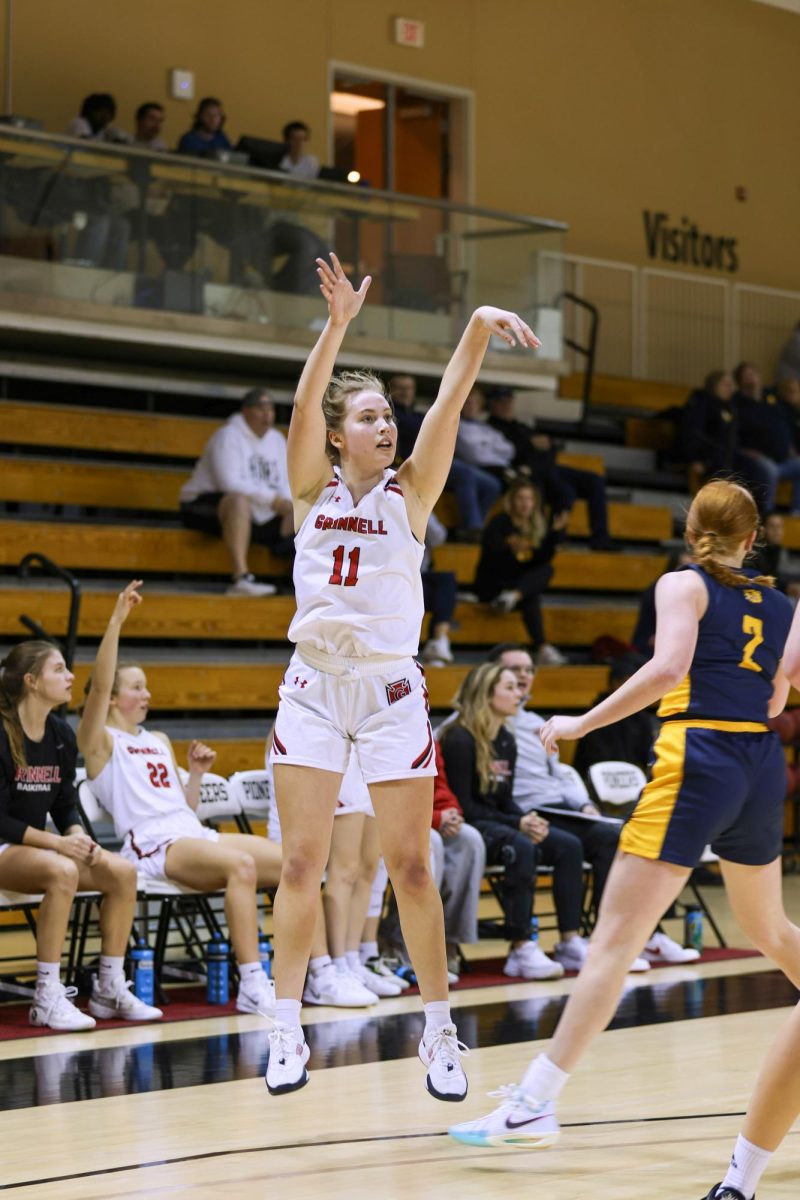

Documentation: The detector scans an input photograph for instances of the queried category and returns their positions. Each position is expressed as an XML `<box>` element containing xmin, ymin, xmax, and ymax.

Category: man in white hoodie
<box><xmin>180</xmin><ymin>388</ymin><xmax>294</xmax><ymax>596</ymax></box>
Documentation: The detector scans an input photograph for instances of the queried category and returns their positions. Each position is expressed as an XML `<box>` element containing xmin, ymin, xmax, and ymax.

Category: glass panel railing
<box><xmin>0</xmin><ymin>126</ymin><xmax>567</xmax><ymax>369</ymax></box>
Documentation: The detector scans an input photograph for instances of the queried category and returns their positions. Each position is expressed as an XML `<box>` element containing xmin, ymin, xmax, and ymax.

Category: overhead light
<box><xmin>330</xmin><ymin>91</ymin><xmax>386</xmax><ymax>117</ymax></box>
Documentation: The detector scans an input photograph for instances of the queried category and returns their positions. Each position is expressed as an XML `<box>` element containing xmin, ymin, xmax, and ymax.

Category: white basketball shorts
<box><xmin>270</xmin><ymin>645</ymin><xmax>436</xmax><ymax>784</ymax></box>
<box><xmin>121</xmin><ymin>811</ymin><xmax>219</xmax><ymax>882</ymax></box>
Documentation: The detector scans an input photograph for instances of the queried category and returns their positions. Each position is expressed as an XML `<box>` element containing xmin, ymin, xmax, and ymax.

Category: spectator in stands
<box><xmin>632</xmin><ymin>548</ymin><xmax>693</xmax><ymax>656</ymax></box>
<box><xmin>776</xmin><ymin>321</ymin><xmax>800</xmax><ymax>384</ymax></box>
<box><xmin>474</xmin><ymin>478</ymin><xmax>568</xmax><ymax>665</ymax></box>
<box><xmin>279</xmin><ymin>121</ymin><xmax>320</xmax><ymax>179</ymax></box>
<box><xmin>439</xmin><ymin>662</ymin><xmax>564</xmax><ymax>980</ymax></box>
<box><xmin>389</xmin><ymin>375</ymin><xmax>501</xmax><ymax>541</ymax></box>
<box><xmin>78</xmin><ymin>583</ymin><xmax>281</xmax><ymax>1018</ymax></box>
<box><xmin>65</xmin><ymin>93</ymin><xmax>129</xmax><ymax>143</ymax></box>
<box><xmin>485</xmin><ymin>386</ymin><xmax>613</xmax><ymax>551</ymax></box>
<box><xmin>0</xmin><ymin>640</ymin><xmax>162</xmax><ymax>1030</ymax></box>
<box><xmin>420</xmin><ymin>512</ymin><xmax>457</xmax><ymax>666</ymax></box>
<box><xmin>177</xmin><ymin>97</ymin><xmax>232</xmax><ymax>156</ymax></box>
<box><xmin>678</xmin><ymin>369</ymin><xmax>772</xmax><ymax>511</ymax></box>
<box><xmin>133</xmin><ymin>102</ymin><xmax>167</xmax><ymax>151</ymax></box>
<box><xmin>777</xmin><ymin>377</ymin><xmax>800</xmax><ymax>454</ymax></box>
<box><xmin>179</xmin><ymin>387</ymin><xmax>293</xmax><ymax>596</ymax></box>
<box><xmin>454</xmin><ymin>386</ymin><xmax>516</xmax><ymax>480</ymax></box>
<box><xmin>733</xmin><ymin>361</ymin><xmax>763</xmax><ymax>404</ymax></box>
<box><xmin>738</xmin><ymin>372</ymin><xmax>800</xmax><ymax>514</ymax></box>
<box><xmin>750</xmin><ymin>512</ymin><xmax>800</xmax><ymax>599</ymax></box>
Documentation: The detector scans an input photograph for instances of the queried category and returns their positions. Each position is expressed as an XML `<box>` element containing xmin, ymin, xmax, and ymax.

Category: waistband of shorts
<box><xmin>658</xmin><ymin>717</ymin><xmax>769</xmax><ymax>733</ymax></box>
<box><xmin>296</xmin><ymin>643</ymin><xmax>415</xmax><ymax>678</ymax></box>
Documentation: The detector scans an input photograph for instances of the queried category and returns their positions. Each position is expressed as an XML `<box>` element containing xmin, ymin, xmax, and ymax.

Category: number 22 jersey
<box><xmin>288</xmin><ymin>468</ymin><xmax>424</xmax><ymax>659</ymax></box>
<box><xmin>658</xmin><ymin>564</ymin><xmax>794</xmax><ymax>726</ymax></box>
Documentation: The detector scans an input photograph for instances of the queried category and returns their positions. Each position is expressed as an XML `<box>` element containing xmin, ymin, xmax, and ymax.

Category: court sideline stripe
<box><xmin>0</xmin><ymin>1110</ymin><xmax>749</xmax><ymax>1190</ymax></box>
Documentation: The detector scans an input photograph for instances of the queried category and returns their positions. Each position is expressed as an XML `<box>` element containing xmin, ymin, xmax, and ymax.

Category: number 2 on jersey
<box><xmin>329</xmin><ymin>544</ymin><xmax>360</xmax><ymax>587</ymax></box>
<box><xmin>739</xmin><ymin>614</ymin><xmax>764</xmax><ymax>673</ymax></box>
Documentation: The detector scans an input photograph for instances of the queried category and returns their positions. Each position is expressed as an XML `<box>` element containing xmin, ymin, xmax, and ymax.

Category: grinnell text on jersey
<box><xmin>314</xmin><ymin>514</ymin><xmax>389</xmax><ymax>536</ymax></box>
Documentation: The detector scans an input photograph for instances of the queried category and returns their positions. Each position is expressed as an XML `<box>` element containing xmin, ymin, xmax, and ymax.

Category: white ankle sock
<box><xmin>238</xmin><ymin>961</ymin><xmax>263</xmax><ymax>985</ymax></box>
<box><xmin>308</xmin><ymin>955</ymin><xmax>332</xmax><ymax>975</ymax></box>
<box><xmin>332</xmin><ymin>955</ymin><xmax>348</xmax><ymax>972</ymax></box>
<box><xmin>520</xmin><ymin>1053</ymin><xmax>570</xmax><ymax>1103</ymax></box>
<box><xmin>360</xmin><ymin>941</ymin><xmax>378</xmax><ymax>963</ymax></box>
<box><xmin>275</xmin><ymin>998</ymin><xmax>302</xmax><ymax>1028</ymax></box>
<box><xmin>719</xmin><ymin>1134</ymin><xmax>772</xmax><ymax>1199</ymax></box>
<box><xmin>98</xmin><ymin>955</ymin><xmax>125</xmax><ymax>988</ymax></box>
<box><xmin>36</xmin><ymin>962</ymin><xmax>60</xmax><ymax>988</ymax></box>
<box><xmin>424</xmin><ymin>1000</ymin><xmax>452</xmax><ymax>1035</ymax></box>
<box><xmin>345</xmin><ymin>951</ymin><xmax>360</xmax><ymax>970</ymax></box>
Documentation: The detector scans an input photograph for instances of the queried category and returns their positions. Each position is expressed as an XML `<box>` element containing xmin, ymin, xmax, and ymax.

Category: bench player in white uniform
<box><xmin>266</xmin><ymin>252</ymin><xmax>540</xmax><ymax>1097</ymax></box>
<box><xmin>78</xmin><ymin>583</ymin><xmax>282</xmax><ymax>1017</ymax></box>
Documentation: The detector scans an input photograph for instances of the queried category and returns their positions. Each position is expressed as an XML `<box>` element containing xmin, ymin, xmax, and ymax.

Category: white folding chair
<box><xmin>588</xmin><ymin>761</ymin><xmax>647</xmax><ymax>808</ymax></box>
<box><xmin>226</xmin><ymin>769</ymin><xmax>273</xmax><ymax>826</ymax></box>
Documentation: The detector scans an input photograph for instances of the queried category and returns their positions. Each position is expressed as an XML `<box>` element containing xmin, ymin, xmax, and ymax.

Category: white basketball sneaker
<box><xmin>419</xmin><ymin>1024</ymin><xmax>469</xmax><ymax>1101</ymax></box>
<box><xmin>363</xmin><ymin>954</ymin><xmax>411</xmax><ymax>990</ymax></box>
<box><xmin>449</xmin><ymin>1084</ymin><xmax>561</xmax><ymax>1148</ymax></box>
<box><xmin>30</xmin><ymin>981</ymin><xmax>96</xmax><ymax>1031</ymax></box>
<box><xmin>236</xmin><ymin>971</ymin><xmax>277</xmax><ymax>1016</ymax></box>
<box><xmin>349</xmin><ymin>959</ymin><xmax>403</xmax><ymax>998</ymax></box>
<box><xmin>642</xmin><ymin>931</ymin><xmax>701</xmax><ymax>964</ymax></box>
<box><xmin>302</xmin><ymin>964</ymin><xmax>377</xmax><ymax>1008</ymax></box>
<box><xmin>265</xmin><ymin>1023</ymin><xmax>310</xmax><ymax>1095</ymax></box>
<box><xmin>88</xmin><ymin>976</ymin><xmax>163</xmax><ymax>1022</ymax></box>
<box><xmin>504</xmin><ymin>941</ymin><xmax>565</xmax><ymax>980</ymax></box>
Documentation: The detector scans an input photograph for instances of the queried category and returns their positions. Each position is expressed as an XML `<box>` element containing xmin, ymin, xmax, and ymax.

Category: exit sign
<box><xmin>394</xmin><ymin>17</ymin><xmax>425</xmax><ymax>47</ymax></box>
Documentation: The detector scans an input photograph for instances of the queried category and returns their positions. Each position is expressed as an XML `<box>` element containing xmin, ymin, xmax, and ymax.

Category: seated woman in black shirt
<box><xmin>439</xmin><ymin>661</ymin><xmax>565</xmax><ymax>981</ymax></box>
<box><xmin>473</xmin><ymin>479</ymin><xmax>567</xmax><ymax>666</ymax></box>
<box><xmin>0</xmin><ymin>641</ymin><xmax>161</xmax><ymax>1031</ymax></box>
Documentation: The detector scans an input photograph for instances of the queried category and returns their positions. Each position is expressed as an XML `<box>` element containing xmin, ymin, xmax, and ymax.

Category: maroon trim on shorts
<box><xmin>411</xmin><ymin>724</ymin><xmax>433</xmax><ymax>770</ymax></box>
<box><xmin>126</xmin><ymin>830</ymin><xmax>167</xmax><ymax>860</ymax></box>
<box><xmin>273</xmin><ymin>730</ymin><xmax>288</xmax><ymax>755</ymax></box>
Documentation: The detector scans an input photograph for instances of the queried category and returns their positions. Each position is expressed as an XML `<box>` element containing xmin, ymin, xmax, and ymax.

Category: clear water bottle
<box><xmin>529</xmin><ymin>916</ymin><xmax>540</xmax><ymax>944</ymax></box>
<box><xmin>206</xmin><ymin>931</ymin><xmax>230</xmax><ymax>1004</ymax></box>
<box><xmin>130</xmin><ymin>937</ymin><xmax>155</xmax><ymax>1006</ymax></box>
<box><xmin>258</xmin><ymin>933</ymin><xmax>272</xmax><ymax>980</ymax></box>
<box><xmin>684</xmin><ymin>905</ymin><xmax>704</xmax><ymax>953</ymax></box>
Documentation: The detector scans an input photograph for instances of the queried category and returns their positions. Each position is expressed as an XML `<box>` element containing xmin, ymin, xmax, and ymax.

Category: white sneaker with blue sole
<box><xmin>449</xmin><ymin>1084</ymin><xmax>560</xmax><ymax>1148</ymax></box>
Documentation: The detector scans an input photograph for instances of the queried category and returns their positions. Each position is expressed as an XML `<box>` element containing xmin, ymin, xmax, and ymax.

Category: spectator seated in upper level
<box><xmin>749</xmin><ymin>512</ymin><xmax>800</xmax><ymax>600</ymax></box>
<box><xmin>388</xmin><ymin>374</ymin><xmax>500</xmax><ymax>542</ymax></box>
<box><xmin>485</xmin><ymin>386</ymin><xmax>613</xmax><ymax>551</ymax></box>
<box><xmin>454</xmin><ymin>386</ymin><xmax>516</xmax><ymax>482</ymax></box>
<box><xmin>177</xmin><ymin>96</ymin><xmax>232</xmax><ymax>156</ymax></box>
<box><xmin>279</xmin><ymin>121</ymin><xmax>320</xmax><ymax>179</ymax></box>
<box><xmin>133</xmin><ymin>102</ymin><xmax>167</xmax><ymax>152</ymax></box>
<box><xmin>65</xmin><ymin>92</ymin><xmax>130</xmax><ymax>143</ymax></box>
<box><xmin>179</xmin><ymin>387</ymin><xmax>294</xmax><ymax>596</ymax></box>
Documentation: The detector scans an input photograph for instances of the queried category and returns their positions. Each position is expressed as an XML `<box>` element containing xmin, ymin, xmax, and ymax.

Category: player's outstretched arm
<box><xmin>397</xmin><ymin>307</ymin><xmax>539</xmax><ymax>519</ymax></box>
<box><xmin>287</xmin><ymin>253</ymin><xmax>371</xmax><ymax>508</ymax></box>
<box><xmin>540</xmin><ymin>571</ymin><xmax>705</xmax><ymax>752</ymax></box>
<box><xmin>77</xmin><ymin>580</ymin><xmax>143</xmax><ymax>776</ymax></box>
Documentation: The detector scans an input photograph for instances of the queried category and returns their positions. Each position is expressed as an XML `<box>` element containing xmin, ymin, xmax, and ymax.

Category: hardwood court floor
<box><xmin>1</xmin><ymin>881</ymin><xmax>799</xmax><ymax>1199</ymax></box>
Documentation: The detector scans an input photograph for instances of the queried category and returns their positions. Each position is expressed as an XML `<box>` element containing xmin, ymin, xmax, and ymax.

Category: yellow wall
<box><xmin>4</xmin><ymin>0</ymin><xmax>799</xmax><ymax>288</ymax></box>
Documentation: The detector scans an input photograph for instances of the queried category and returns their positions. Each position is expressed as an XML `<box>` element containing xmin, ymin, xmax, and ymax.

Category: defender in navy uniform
<box><xmin>450</xmin><ymin>478</ymin><xmax>800</xmax><ymax>1159</ymax></box>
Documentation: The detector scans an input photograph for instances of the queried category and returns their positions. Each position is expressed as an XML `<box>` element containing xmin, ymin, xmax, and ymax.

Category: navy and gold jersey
<box><xmin>657</xmin><ymin>564</ymin><xmax>793</xmax><ymax>726</ymax></box>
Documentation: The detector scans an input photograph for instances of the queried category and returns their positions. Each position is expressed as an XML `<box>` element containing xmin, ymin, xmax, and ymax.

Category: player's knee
<box><xmin>388</xmin><ymin>853</ymin><xmax>431</xmax><ymax>898</ymax></box>
<box><xmin>745</xmin><ymin>917</ymin><xmax>796</xmax><ymax>961</ymax></box>
<box><xmin>280</xmin><ymin>849</ymin><xmax>324</xmax><ymax>891</ymax></box>
<box><xmin>229</xmin><ymin>853</ymin><xmax>257</xmax><ymax>888</ymax></box>
<box><xmin>46</xmin><ymin>856</ymin><xmax>80</xmax><ymax>894</ymax></box>
<box><xmin>105</xmin><ymin>855</ymin><xmax>138</xmax><ymax>895</ymax></box>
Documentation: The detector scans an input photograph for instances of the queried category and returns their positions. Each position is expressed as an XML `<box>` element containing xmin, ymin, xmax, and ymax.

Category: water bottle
<box><xmin>258</xmin><ymin>933</ymin><xmax>272</xmax><ymax>980</ymax></box>
<box><xmin>529</xmin><ymin>916</ymin><xmax>540</xmax><ymax>944</ymax></box>
<box><xmin>394</xmin><ymin>964</ymin><xmax>417</xmax><ymax>985</ymax></box>
<box><xmin>684</xmin><ymin>904</ymin><xmax>704</xmax><ymax>953</ymax></box>
<box><xmin>206</xmin><ymin>931</ymin><xmax>230</xmax><ymax>1004</ymax></box>
<box><xmin>130</xmin><ymin>937</ymin><xmax>155</xmax><ymax>1006</ymax></box>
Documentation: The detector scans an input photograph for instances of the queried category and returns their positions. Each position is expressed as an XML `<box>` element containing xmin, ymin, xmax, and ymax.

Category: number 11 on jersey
<box><xmin>329</xmin><ymin>544</ymin><xmax>361</xmax><ymax>587</ymax></box>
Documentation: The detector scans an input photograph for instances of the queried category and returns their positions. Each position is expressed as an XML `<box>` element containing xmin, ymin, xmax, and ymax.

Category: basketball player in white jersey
<box><xmin>78</xmin><ymin>582</ymin><xmax>281</xmax><ymax>1017</ymax></box>
<box><xmin>267</xmin><ymin>252</ymin><xmax>540</xmax><ymax>1097</ymax></box>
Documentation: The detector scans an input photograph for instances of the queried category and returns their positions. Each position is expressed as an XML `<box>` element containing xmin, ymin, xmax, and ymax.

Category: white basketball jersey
<box><xmin>288</xmin><ymin>468</ymin><xmax>424</xmax><ymax>658</ymax></box>
<box><xmin>91</xmin><ymin>726</ymin><xmax>202</xmax><ymax>842</ymax></box>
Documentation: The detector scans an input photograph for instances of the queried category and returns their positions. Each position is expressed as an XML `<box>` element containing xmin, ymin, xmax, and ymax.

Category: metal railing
<box><xmin>17</xmin><ymin>551</ymin><xmax>81</xmax><ymax>671</ymax></box>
